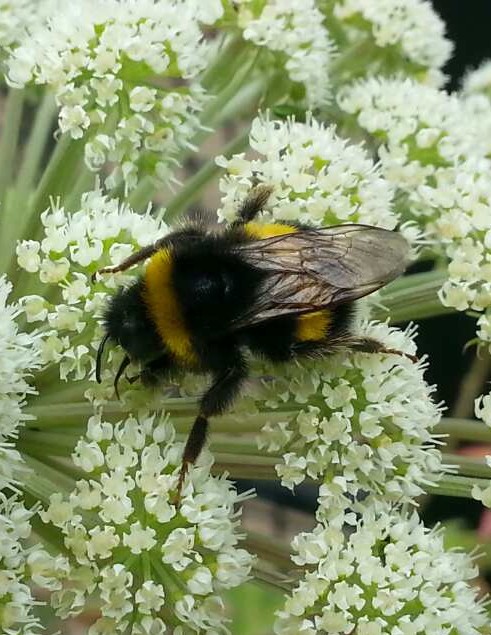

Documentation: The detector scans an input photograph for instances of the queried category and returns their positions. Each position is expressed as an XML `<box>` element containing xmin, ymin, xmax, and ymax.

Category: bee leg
<box><xmin>91</xmin><ymin>236</ymin><xmax>170</xmax><ymax>282</ymax></box>
<box><xmin>234</xmin><ymin>184</ymin><xmax>274</xmax><ymax>224</ymax></box>
<box><xmin>348</xmin><ymin>336</ymin><xmax>418</xmax><ymax>364</ymax></box>
<box><xmin>175</xmin><ymin>358</ymin><xmax>248</xmax><ymax>503</ymax></box>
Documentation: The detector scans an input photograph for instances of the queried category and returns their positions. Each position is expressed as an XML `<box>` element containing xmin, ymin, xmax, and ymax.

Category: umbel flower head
<box><xmin>242</xmin><ymin>321</ymin><xmax>443</xmax><ymax>524</ymax></box>
<box><xmin>36</xmin><ymin>413</ymin><xmax>253</xmax><ymax>633</ymax></box>
<box><xmin>236</xmin><ymin>0</ymin><xmax>335</xmax><ymax>107</ymax></box>
<box><xmin>274</xmin><ymin>508</ymin><xmax>487</xmax><ymax>635</ymax></box>
<box><xmin>338</xmin><ymin>76</ymin><xmax>491</xmax><ymax>349</ymax></box>
<box><xmin>16</xmin><ymin>186</ymin><xmax>168</xmax><ymax>387</ymax></box>
<box><xmin>217</xmin><ymin>114</ymin><xmax>397</xmax><ymax>232</ymax></box>
<box><xmin>321</xmin><ymin>0</ymin><xmax>452</xmax><ymax>86</ymax></box>
<box><xmin>6</xmin><ymin>0</ymin><xmax>215</xmax><ymax>191</ymax></box>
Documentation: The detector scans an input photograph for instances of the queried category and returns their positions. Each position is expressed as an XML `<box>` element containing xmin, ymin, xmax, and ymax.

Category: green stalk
<box><xmin>426</xmin><ymin>474</ymin><xmax>486</xmax><ymax>498</ymax></box>
<box><xmin>212</xmin><ymin>454</ymin><xmax>278</xmax><ymax>480</ymax></box>
<box><xmin>163</xmin><ymin>127</ymin><xmax>251</xmax><ymax>223</ymax></box>
<box><xmin>24</xmin><ymin>133</ymin><xmax>85</xmax><ymax>234</ymax></box>
<box><xmin>0</xmin><ymin>88</ymin><xmax>24</xmax><ymax>205</ymax></box>
<box><xmin>436</xmin><ymin>418</ymin><xmax>491</xmax><ymax>443</ymax></box>
<box><xmin>15</xmin><ymin>92</ymin><xmax>57</xmax><ymax>192</ymax></box>
<box><xmin>374</xmin><ymin>269</ymin><xmax>453</xmax><ymax>323</ymax></box>
<box><xmin>201</xmin><ymin>35</ymin><xmax>250</xmax><ymax>93</ymax></box>
<box><xmin>245</xmin><ymin>531</ymin><xmax>297</xmax><ymax>573</ymax></box>
<box><xmin>21</xmin><ymin>453</ymin><xmax>77</xmax><ymax>504</ymax></box>
<box><xmin>442</xmin><ymin>453</ymin><xmax>491</xmax><ymax>479</ymax></box>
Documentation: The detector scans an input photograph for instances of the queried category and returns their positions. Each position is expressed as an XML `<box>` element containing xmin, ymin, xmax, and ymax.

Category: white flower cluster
<box><xmin>0</xmin><ymin>495</ymin><xmax>43</xmax><ymax>634</ymax></box>
<box><xmin>339</xmin><ymin>77</ymin><xmax>491</xmax><ymax>348</ymax></box>
<box><xmin>0</xmin><ymin>0</ymin><xmax>42</xmax><ymax>48</ymax></box>
<box><xmin>217</xmin><ymin>115</ymin><xmax>397</xmax><ymax>231</ymax></box>
<box><xmin>241</xmin><ymin>321</ymin><xmax>443</xmax><ymax>524</ymax></box>
<box><xmin>6</xmin><ymin>0</ymin><xmax>216</xmax><ymax>190</ymax></box>
<box><xmin>462</xmin><ymin>60</ymin><xmax>491</xmax><ymax>98</ymax></box>
<box><xmin>37</xmin><ymin>413</ymin><xmax>253</xmax><ymax>633</ymax></box>
<box><xmin>275</xmin><ymin>509</ymin><xmax>487</xmax><ymax>635</ymax></box>
<box><xmin>236</xmin><ymin>0</ymin><xmax>335</xmax><ymax>107</ymax></box>
<box><xmin>0</xmin><ymin>277</ymin><xmax>41</xmax><ymax>489</ymax></box>
<box><xmin>16</xmin><ymin>188</ymin><xmax>167</xmax><ymax>386</ymax></box>
<box><xmin>324</xmin><ymin>0</ymin><xmax>452</xmax><ymax>85</ymax></box>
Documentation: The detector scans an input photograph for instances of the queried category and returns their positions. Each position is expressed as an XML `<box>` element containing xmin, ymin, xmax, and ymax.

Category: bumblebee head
<box><xmin>96</xmin><ymin>281</ymin><xmax>163</xmax><ymax>391</ymax></box>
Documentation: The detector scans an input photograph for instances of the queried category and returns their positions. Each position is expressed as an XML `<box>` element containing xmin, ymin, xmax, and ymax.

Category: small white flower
<box><xmin>16</xmin><ymin>241</ymin><xmax>41</xmax><ymax>273</ymax></box>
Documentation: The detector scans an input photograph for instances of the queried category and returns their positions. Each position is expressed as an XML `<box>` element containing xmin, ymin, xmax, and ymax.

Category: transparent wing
<box><xmin>230</xmin><ymin>224</ymin><xmax>408</xmax><ymax>329</ymax></box>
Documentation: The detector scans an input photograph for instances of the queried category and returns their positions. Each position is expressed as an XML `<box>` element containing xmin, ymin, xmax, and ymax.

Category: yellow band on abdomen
<box><xmin>143</xmin><ymin>249</ymin><xmax>197</xmax><ymax>366</ymax></box>
<box><xmin>296</xmin><ymin>310</ymin><xmax>331</xmax><ymax>342</ymax></box>
<box><xmin>243</xmin><ymin>222</ymin><xmax>298</xmax><ymax>240</ymax></box>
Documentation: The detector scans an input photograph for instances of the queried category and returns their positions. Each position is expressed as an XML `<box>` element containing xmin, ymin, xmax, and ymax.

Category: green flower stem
<box><xmin>212</xmin><ymin>454</ymin><xmax>278</xmax><ymax>480</ymax></box>
<box><xmin>245</xmin><ymin>531</ymin><xmax>298</xmax><ymax>573</ymax></box>
<box><xmin>163</xmin><ymin>126</ymin><xmax>251</xmax><ymax>223</ymax></box>
<box><xmin>127</xmin><ymin>175</ymin><xmax>156</xmax><ymax>212</ymax></box>
<box><xmin>15</xmin><ymin>92</ymin><xmax>57</xmax><ymax>192</ymax></box>
<box><xmin>436</xmin><ymin>418</ymin><xmax>491</xmax><ymax>443</ymax></box>
<box><xmin>18</xmin><ymin>434</ymin><xmax>78</xmax><ymax>457</ymax></box>
<box><xmin>28</xmin><ymin>512</ymin><xmax>69</xmax><ymax>555</ymax></box>
<box><xmin>373</xmin><ymin>269</ymin><xmax>453</xmax><ymax>323</ymax></box>
<box><xmin>201</xmin><ymin>35</ymin><xmax>250</xmax><ymax>93</ymax></box>
<box><xmin>0</xmin><ymin>88</ymin><xmax>24</xmax><ymax>205</ymax></box>
<box><xmin>252</xmin><ymin>561</ymin><xmax>295</xmax><ymax>592</ymax></box>
<box><xmin>442</xmin><ymin>453</ymin><xmax>491</xmax><ymax>479</ymax></box>
<box><xmin>329</xmin><ymin>38</ymin><xmax>376</xmax><ymax>84</ymax></box>
<box><xmin>21</xmin><ymin>453</ymin><xmax>77</xmax><ymax>505</ymax></box>
<box><xmin>27</xmin><ymin>133</ymin><xmax>85</xmax><ymax>228</ymax></box>
<box><xmin>200</xmin><ymin>47</ymin><xmax>260</xmax><ymax>129</ymax></box>
<box><xmin>64</xmin><ymin>164</ymin><xmax>97</xmax><ymax>212</ymax></box>
<box><xmin>426</xmin><ymin>474</ymin><xmax>487</xmax><ymax>499</ymax></box>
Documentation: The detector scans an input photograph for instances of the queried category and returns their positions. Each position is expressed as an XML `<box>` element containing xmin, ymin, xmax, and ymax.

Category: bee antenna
<box><xmin>114</xmin><ymin>355</ymin><xmax>131</xmax><ymax>400</ymax></box>
<box><xmin>96</xmin><ymin>333</ymin><xmax>111</xmax><ymax>384</ymax></box>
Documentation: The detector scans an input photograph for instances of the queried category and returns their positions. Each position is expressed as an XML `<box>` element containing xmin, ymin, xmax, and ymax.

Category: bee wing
<box><xmin>230</xmin><ymin>224</ymin><xmax>408</xmax><ymax>329</ymax></box>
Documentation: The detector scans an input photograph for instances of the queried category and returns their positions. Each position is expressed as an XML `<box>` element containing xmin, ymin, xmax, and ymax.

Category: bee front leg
<box><xmin>234</xmin><ymin>184</ymin><xmax>274</xmax><ymax>224</ymax></box>
<box><xmin>91</xmin><ymin>236</ymin><xmax>170</xmax><ymax>282</ymax></box>
<box><xmin>175</xmin><ymin>356</ymin><xmax>248</xmax><ymax>503</ymax></box>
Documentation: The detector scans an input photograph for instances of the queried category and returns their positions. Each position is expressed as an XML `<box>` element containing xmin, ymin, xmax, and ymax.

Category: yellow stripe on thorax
<box><xmin>296</xmin><ymin>310</ymin><xmax>331</xmax><ymax>342</ymax></box>
<box><xmin>243</xmin><ymin>222</ymin><xmax>298</xmax><ymax>239</ymax></box>
<box><xmin>143</xmin><ymin>249</ymin><xmax>197</xmax><ymax>365</ymax></box>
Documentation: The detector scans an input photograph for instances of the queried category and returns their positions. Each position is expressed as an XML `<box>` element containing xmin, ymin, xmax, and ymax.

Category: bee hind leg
<box><xmin>175</xmin><ymin>356</ymin><xmax>248</xmax><ymax>504</ymax></box>
<box><xmin>348</xmin><ymin>336</ymin><xmax>418</xmax><ymax>363</ymax></box>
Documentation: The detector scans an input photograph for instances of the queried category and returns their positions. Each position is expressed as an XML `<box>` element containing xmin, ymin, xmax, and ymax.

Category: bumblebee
<box><xmin>95</xmin><ymin>185</ymin><xmax>409</xmax><ymax>496</ymax></box>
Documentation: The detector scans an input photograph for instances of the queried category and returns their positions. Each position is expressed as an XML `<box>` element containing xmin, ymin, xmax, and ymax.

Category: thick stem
<box><xmin>374</xmin><ymin>269</ymin><xmax>453</xmax><ymax>323</ymax></box>
<box><xmin>163</xmin><ymin>127</ymin><xmax>250</xmax><ymax>223</ymax></box>
<box><xmin>0</xmin><ymin>88</ymin><xmax>24</xmax><ymax>204</ymax></box>
<box><xmin>426</xmin><ymin>474</ymin><xmax>486</xmax><ymax>498</ymax></box>
<box><xmin>436</xmin><ymin>417</ymin><xmax>491</xmax><ymax>443</ymax></box>
<box><xmin>442</xmin><ymin>453</ymin><xmax>491</xmax><ymax>479</ymax></box>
